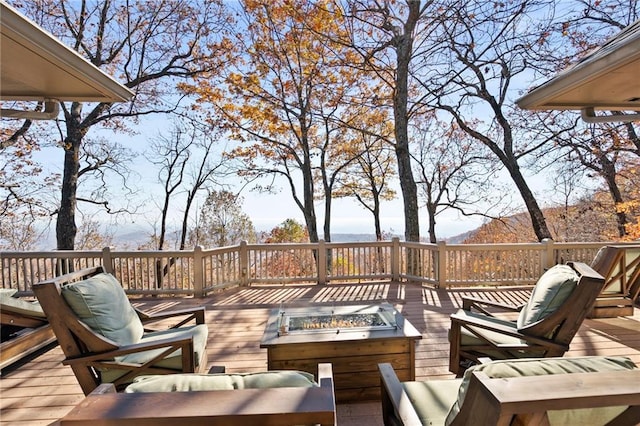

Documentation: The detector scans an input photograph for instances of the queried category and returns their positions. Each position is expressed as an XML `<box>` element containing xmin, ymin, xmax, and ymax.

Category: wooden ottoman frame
<box><xmin>60</xmin><ymin>363</ymin><xmax>336</xmax><ymax>426</ymax></box>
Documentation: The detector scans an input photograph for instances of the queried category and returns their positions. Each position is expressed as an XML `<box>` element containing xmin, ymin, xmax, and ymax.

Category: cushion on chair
<box><xmin>445</xmin><ymin>356</ymin><xmax>637</xmax><ymax>426</ymax></box>
<box><xmin>62</xmin><ymin>273</ymin><xmax>144</xmax><ymax>345</ymax></box>
<box><xmin>98</xmin><ymin>324</ymin><xmax>209</xmax><ymax>383</ymax></box>
<box><xmin>517</xmin><ymin>264</ymin><xmax>578</xmax><ymax>329</ymax></box>
<box><xmin>401</xmin><ymin>379</ymin><xmax>463</xmax><ymax>426</ymax></box>
<box><xmin>454</xmin><ymin>310</ymin><xmax>546</xmax><ymax>360</ymax></box>
<box><xmin>0</xmin><ymin>288</ymin><xmax>18</xmax><ymax>298</ymax></box>
<box><xmin>124</xmin><ymin>370</ymin><xmax>317</xmax><ymax>393</ymax></box>
<box><xmin>590</xmin><ymin>246</ymin><xmax>617</xmax><ymax>277</ymax></box>
<box><xmin>0</xmin><ymin>288</ymin><xmax>46</xmax><ymax>318</ymax></box>
<box><xmin>590</xmin><ymin>246</ymin><xmax>623</xmax><ymax>294</ymax></box>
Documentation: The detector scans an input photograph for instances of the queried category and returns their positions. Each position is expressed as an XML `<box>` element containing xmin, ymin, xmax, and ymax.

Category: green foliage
<box><xmin>265</xmin><ymin>219</ymin><xmax>309</xmax><ymax>243</ymax></box>
<box><xmin>191</xmin><ymin>190</ymin><xmax>256</xmax><ymax>248</ymax></box>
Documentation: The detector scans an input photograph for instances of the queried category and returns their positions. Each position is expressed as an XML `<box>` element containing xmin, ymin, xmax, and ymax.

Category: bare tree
<box><xmin>424</xmin><ymin>0</ymin><xmax>556</xmax><ymax>241</ymax></box>
<box><xmin>343</xmin><ymin>0</ymin><xmax>437</xmax><ymax>243</ymax></box>
<box><xmin>412</xmin><ymin>119</ymin><xmax>499</xmax><ymax>243</ymax></box>
<box><xmin>147</xmin><ymin>121</ymin><xmax>224</xmax><ymax>250</ymax></box>
<box><xmin>189</xmin><ymin>0</ymin><xmax>362</xmax><ymax>244</ymax></box>
<box><xmin>334</xmin><ymin>118</ymin><xmax>397</xmax><ymax>241</ymax></box>
<box><xmin>549</xmin><ymin>121</ymin><xmax>638</xmax><ymax>237</ymax></box>
<box><xmin>10</xmin><ymin>0</ymin><xmax>230</xmax><ymax>250</ymax></box>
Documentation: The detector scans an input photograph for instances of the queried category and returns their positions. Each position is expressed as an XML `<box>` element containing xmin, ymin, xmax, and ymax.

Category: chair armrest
<box><xmin>92</xmin><ymin>383</ymin><xmax>117</xmax><ymax>394</ymax></box>
<box><xmin>136</xmin><ymin>306</ymin><xmax>205</xmax><ymax>327</ymax></box>
<box><xmin>474</xmin><ymin>369</ymin><xmax>640</xmax><ymax>411</ymax></box>
<box><xmin>462</xmin><ymin>296</ymin><xmax>525</xmax><ymax>314</ymax></box>
<box><xmin>450</xmin><ymin>311</ymin><xmax>567</xmax><ymax>351</ymax></box>
<box><xmin>62</xmin><ymin>335</ymin><xmax>194</xmax><ymax>365</ymax></box>
<box><xmin>317</xmin><ymin>363</ymin><xmax>335</xmax><ymax>394</ymax></box>
<box><xmin>378</xmin><ymin>363</ymin><xmax>422</xmax><ymax>426</ymax></box>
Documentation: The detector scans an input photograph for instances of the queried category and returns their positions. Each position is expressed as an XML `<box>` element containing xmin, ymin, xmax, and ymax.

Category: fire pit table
<box><xmin>260</xmin><ymin>303</ymin><xmax>421</xmax><ymax>403</ymax></box>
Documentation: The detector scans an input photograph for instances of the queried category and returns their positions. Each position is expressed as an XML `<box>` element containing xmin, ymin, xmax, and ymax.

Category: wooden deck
<box><xmin>2</xmin><ymin>282</ymin><xmax>640</xmax><ymax>425</ymax></box>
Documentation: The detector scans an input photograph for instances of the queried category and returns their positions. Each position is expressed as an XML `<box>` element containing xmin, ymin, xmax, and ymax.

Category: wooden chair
<box><xmin>1</xmin><ymin>289</ymin><xmax>56</xmax><ymax>369</ymax></box>
<box><xmin>60</xmin><ymin>363</ymin><xmax>337</xmax><ymax>426</ymax></box>
<box><xmin>448</xmin><ymin>262</ymin><xmax>605</xmax><ymax>375</ymax></box>
<box><xmin>32</xmin><ymin>266</ymin><xmax>209</xmax><ymax>395</ymax></box>
<box><xmin>590</xmin><ymin>245</ymin><xmax>640</xmax><ymax>318</ymax></box>
<box><xmin>379</xmin><ymin>357</ymin><xmax>640</xmax><ymax>426</ymax></box>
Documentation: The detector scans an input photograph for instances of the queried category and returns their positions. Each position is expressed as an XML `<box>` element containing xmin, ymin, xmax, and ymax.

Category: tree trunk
<box><xmin>373</xmin><ymin>200</ymin><xmax>382</xmax><ymax>241</ymax></box>
<box><xmin>323</xmin><ymin>192</ymin><xmax>333</xmax><ymax>273</ymax></box>
<box><xmin>56</xmin><ymin>102</ymin><xmax>84</xmax><ymax>250</ymax></box>
<box><xmin>502</xmin><ymin>157</ymin><xmax>552</xmax><ymax>241</ymax></box>
<box><xmin>303</xmin><ymin>170</ymin><xmax>318</xmax><ymax>244</ymax></box>
<box><xmin>600</xmin><ymin>157</ymin><xmax>627</xmax><ymax>237</ymax></box>
<box><xmin>393</xmin><ymin>3</ymin><xmax>421</xmax><ymax>243</ymax></box>
<box><xmin>427</xmin><ymin>203</ymin><xmax>437</xmax><ymax>244</ymax></box>
<box><xmin>393</xmin><ymin>41</ymin><xmax>420</xmax><ymax>245</ymax></box>
<box><xmin>390</xmin><ymin>1</ymin><xmax>422</xmax><ymax>276</ymax></box>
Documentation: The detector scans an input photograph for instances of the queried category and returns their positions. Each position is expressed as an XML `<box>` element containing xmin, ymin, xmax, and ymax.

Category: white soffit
<box><xmin>516</xmin><ymin>19</ymin><xmax>640</xmax><ymax>112</ymax></box>
<box><xmin>0</xmin><ymin>0</ymin><xmax>133</xmax><ymax>103</ymax></box>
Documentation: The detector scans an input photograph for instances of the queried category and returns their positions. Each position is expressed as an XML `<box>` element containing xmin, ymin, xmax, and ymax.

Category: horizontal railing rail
<box><xmin>1</xmin><ymin>239</ymin><xmax>634</xmax><ymax>297</ymax></box>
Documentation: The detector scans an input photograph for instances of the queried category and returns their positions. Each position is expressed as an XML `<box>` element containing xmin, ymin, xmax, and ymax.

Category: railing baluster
<box><xmin>0</xmin><ymin>241</ymin><xmax>619</xmax><ymax>295</ymax></box>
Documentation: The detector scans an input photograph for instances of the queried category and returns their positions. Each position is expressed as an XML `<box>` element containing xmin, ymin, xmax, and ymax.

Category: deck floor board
<box><xmin>1</xmin><ymin>282</ymin><xmax>639</xmax><ymax>425</ymax></box>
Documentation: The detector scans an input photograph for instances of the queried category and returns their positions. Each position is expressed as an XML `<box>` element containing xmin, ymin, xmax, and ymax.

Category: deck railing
<box><xmin>1</xmin><ymin>239</ymin><xmax>630</xmax><ymax>297</ymax></box>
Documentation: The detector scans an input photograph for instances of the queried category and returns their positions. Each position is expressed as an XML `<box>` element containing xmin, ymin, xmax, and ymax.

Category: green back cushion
<box><xmin>124</xmin><ymin>370</ymin><xmax>317</xmax><ymax>393</ymax></box>
<box><xmin>445</xmin><ymin>356</ymin><xmax>636</xmax><ymax>426</ymax></box>
<box><xmin>590</xmin><ymin>246</ymin><xmax>621</xmax><ymax>294</ymax></box>
<box><xmin>517</xmin><ymin>264</ymin><xmax>578</xmax><ymax>329</ymax></box>
<box><xmin>590</xmin><ymin>246</ymin><xmax>611</xmax><ymax>272</ymax></box>
<box><xmin>62</xmin><ymin>273</ymin><xmax>144</xmax><ymax>345</ymax></box>
<box><xmin>0</xmin><ymin>288</ymin><xmax>46</xmax><ymax>317</ymax></box>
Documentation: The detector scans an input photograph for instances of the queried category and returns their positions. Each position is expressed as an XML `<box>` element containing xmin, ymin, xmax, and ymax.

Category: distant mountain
<box><xmin>331</xmin><ymin>234</ymin><xmax>393</xmax><ymax>242</ymax></box>
<box><xmin>445</xmin><ymin>230</ymin><xmax>477</xmax><ymax>244</ymax></box>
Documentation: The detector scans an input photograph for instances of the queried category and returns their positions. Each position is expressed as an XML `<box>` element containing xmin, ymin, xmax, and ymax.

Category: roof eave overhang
<box><xmin>516</xmin><ymin>20</ymin><xmax>640</xmax><ymax>120</ymax></box>
<box><xmin>0</xmin><ymin>0</ymin><xmax>134</xmax><ymax>103</ymax></box>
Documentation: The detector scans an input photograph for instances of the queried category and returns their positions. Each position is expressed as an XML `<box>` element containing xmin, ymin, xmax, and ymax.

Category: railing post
<box><xmin>240</xmin><ymin>241</ymin><xmax>249</xmax><ymax>286</ymax></box>
<box><xmin>437</xmin><ymin>241</ymin><xmax>447</xmax><ymax>289</ymax></box>
<box><xmin>391</xmin><ymin>237</ymin><xmax>400</xmax><ymax>281</ymax></box>
<box><xmin>194</xmin><ymin>245</ymin><xmax>204</xmax><ymax>298</ymax></box>
<box><xmin>318</xmin><ymin>239</ymin><xmax>327</xmax><ymax>285</ymax></box>
<box><xmin>101</xmin><ymin>247</ymin><xmax>114</xmax><ymax>274</ymax></box>
<box><xmin>541</xmin><ymin>238</ymin><xmax>555</xmax><ymax>270</ymax></box>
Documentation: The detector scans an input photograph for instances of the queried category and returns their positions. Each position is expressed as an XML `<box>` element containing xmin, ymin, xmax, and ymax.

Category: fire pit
<box><xmin>261</xmin><ymin>303</ymin><xmax>421</xmax><ymax>403</ymax></box>
<box><xmin>278</xmin><ymin>305</ymin><xmax>396</xmax><ymax>335</ymax></box>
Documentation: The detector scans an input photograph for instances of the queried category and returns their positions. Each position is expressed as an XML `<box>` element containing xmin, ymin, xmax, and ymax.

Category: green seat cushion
<box><xmin>124</xmin><ymin>370</ymin><xmax>317</xmax><ymax>393</ymax></box>
<box><xmin>402</xmin><ymin>379</ymin><xmax>462</xmax><ymax>426</ymax></box>
<box><xmin>0</xmin><ymin>288</ymin><xmax>46</xmax><ymax>318</ymax></box>
<box><xmin>517</xmin><ymin>264</ymin><xmax>578</xmax><ymax>329</ymax></box>
<box><xmin>456</xmin><ymin>310</ymin><xmax>521</xmax><ymax>346</ymax></box>
<box><xmin>0</xmin><ymin>288</ymin><xmax>18</xmax><ymax>298</ymax></box>
<box><xmin>61</xmin><ymin>273</ymin><xmax>144</xmax><ymax>345</ymax></box>
<box><xmin>445</xmin><ymin>356</ymin><xmax>637</xmax><ymax>426</ymax></box>
<box><xmin>454</xmin><ymin>310</ymin><xmax>544</xmax><ymax>360</ymax></box>
<box><xmin>100</xmin><ymin>324</ymin><xmax>209</xmax><ymax>383</ymax></box>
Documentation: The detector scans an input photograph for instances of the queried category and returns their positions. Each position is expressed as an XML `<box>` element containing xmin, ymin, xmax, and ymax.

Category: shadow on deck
<box><xmin>1</xmin><ymin>282</ymin><xmax>639</xmax><ymax>425</ymax></box>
